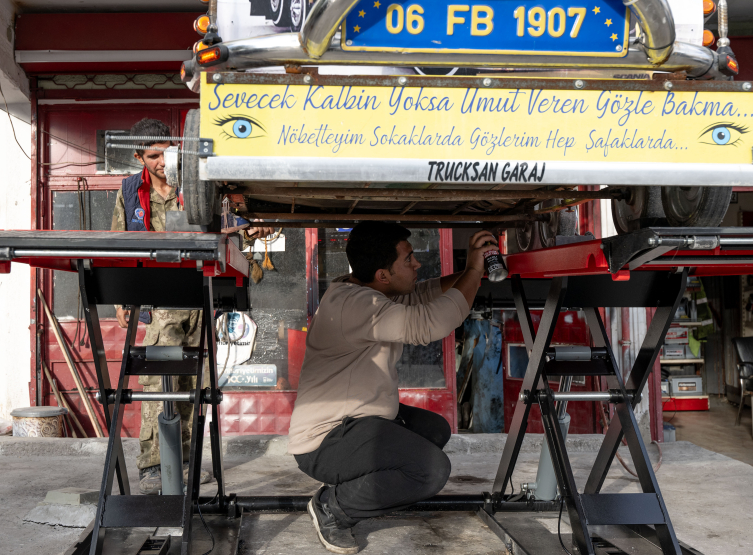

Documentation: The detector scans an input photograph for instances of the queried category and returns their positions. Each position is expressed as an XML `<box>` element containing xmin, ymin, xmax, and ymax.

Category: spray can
<box><xmin>483</xmin><ymin>241</ymin><xmax>508</xmax><ymax>282</ymax></box>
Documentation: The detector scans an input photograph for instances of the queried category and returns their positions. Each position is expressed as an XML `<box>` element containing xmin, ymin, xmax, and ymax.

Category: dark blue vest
<box><xmin>122</xmin><ymin>173</ymin><xmax>148</xmax><ymax>232</ymax></box>
<box><xmin>121</xmin><ymin>172</ymin><xmax>153</xmax><ymax>324</ymax></box>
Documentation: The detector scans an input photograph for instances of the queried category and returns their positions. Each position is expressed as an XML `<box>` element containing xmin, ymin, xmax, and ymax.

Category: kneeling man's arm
<box><xmin>345</xmin><ymin>231</ymin><xmax>497</xmax><ymax>346</ymax></box>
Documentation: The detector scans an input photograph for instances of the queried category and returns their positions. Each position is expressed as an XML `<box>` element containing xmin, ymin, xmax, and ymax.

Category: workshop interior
<box><xmin>1</xmin><ymin>0</ymin><xmax>753</xmax><ymax>554</ymax></box>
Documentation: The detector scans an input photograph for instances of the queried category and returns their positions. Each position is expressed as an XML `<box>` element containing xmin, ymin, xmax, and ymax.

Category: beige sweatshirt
<box><xmin>287</xmin><ymin>275</ymin><xmax>471</xmax><ymax>455</ymax></box>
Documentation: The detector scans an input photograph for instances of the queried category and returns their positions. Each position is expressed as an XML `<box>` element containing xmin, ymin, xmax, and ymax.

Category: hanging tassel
<box><xmin>249</xmin><ymin>258</ymin><xmax>264</xmax><ymax>283</ymax></box>
<box><xmin>262</xmin><ymin>235</ymin><xmax>275</xmax><ymax>271</ymax></box>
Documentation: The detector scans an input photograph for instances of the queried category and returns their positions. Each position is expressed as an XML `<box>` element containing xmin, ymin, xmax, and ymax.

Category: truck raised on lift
<box><xmin>162</xmin><ymin>0</ymin><xmax>750</xmax><ymax>254</ymax></box>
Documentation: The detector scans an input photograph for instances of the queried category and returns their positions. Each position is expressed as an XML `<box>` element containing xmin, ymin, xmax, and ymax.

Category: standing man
<box><xmin>288</xmin><ymin>222</ymin><xmax>495</xmax><ymax>553</ymax></box>
<box><xmin>112</xmin><ymin>118</ymin><xmax>272</xmax><ymax>494</ymax></box>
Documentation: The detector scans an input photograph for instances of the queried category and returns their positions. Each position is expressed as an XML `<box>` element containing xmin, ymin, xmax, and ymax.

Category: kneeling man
<box><xmin>288</xmin><ymin>222</ymin><xmax>495</xmax><ymax>553</ymax></box>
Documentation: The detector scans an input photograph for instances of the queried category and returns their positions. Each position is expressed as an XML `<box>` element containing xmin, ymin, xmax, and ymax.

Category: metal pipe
<box><xmin>242</xmin><ymin>186</ymin><xmax>618</xmax><ymax>202</ymax></box>
<box><xmin>518</xmin><ymin>391</ymin><xmax>638</xmax><ymax>403</ymax></box>
<box><xmin>96</xmin><ymin>390</ymin><xmax>223</xmax><ymax>404</ymax></box>
<box><xmin>717</xmin><ymin>0</ymin><xmax>729</xmax><ymax>48</ymax></box>
<box><xmin>300</xmin><ymin>0</ymin><xmax>360</xmax><ymax>58</ymax></box>
<box><xmin>162</xmin><ymin>376</ymin><xmax>175</xmax><ymax>420</ymax></box>
<box><xmin>553</xmin><ymin>392</ymin><xmax>613</xmax><ymax>402</ymax></box>
<box><xmin>626</xmin><ymin>0</ymin><xmax>675</xmax><ymax>65</ymax></box>
<box><xmin>239</xmin><ymin>212</ymin><xmax>545</xmax><ymax>223</ymax></box>
<box><xmin>621</xmin><ymin>307</ymin><xmax>631</xmax><ymax>378</ymax></box>
<box><xmin>15</xmin><ymin>249</ymin><xmax>156</xmax><ymax>258</ymax></box>
<box><xmin>96</xmin><ymin>391</ymin><xmax>193</xmax><ymax>403</ymax></box>
<box><xmin>10</xmin><ymin>249</ymin><xmax>217</xmax><ymax>260</ymax></box>
<box><xmin>720</xmin><ymin>237</ymin><xmax>753</xmax><ymax>247</ymax></box>
<box><xmin>556</xmin><ymin>376</ymin><xmax>573</xmax><ymax>419</ymax></box>
<box><xmin>203</xmin><ymin>31</ymin><xmax>715</xmax><ymax>75</ymax></box>
<box><xmin>223</xmin><ymin>495</ymin><xmax>558</xmax><ymax>513</ymax></box>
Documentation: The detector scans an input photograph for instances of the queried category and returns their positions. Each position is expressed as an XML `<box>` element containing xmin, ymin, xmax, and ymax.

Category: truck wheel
<box><xmin>182</xmin><ymin>109</ymin><xmax>217</xmax><ymax>226</ymax></box>
<box><xmin>661</xmin><ymin>186</ymin><xmax>732</xmax><ymax>227</ymax></box>
<box><xmin>538</xmin><ymin>202</ymin><xmax>577</xmax><ymax>248</ymax></box>
<box><xmin>269</xmin><ymin>0</ymin><xmax>285</xmax><ymax>26</ymax></box>
<box><xmin>288</xmin><ymin>0</ymin><xmax>307</xmax><ymax>31</ymax></box>
<box><xmin>611</xmin><ymin>186</ymin><xmax>665</xmax><ymax>235</ymax></box>
<box><xmin>515</xmin><ymin>221</ymin><xmax>535</xmax><ymax>252</ymax></box>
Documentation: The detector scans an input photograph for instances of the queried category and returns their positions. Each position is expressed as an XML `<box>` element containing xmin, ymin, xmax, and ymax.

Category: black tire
<box><xmin>660</xmin><ymin>186</ymin><xmax>732</xmax><ymax>227</ymax></box>
<box><xmin>269</xmin><ymin>0</ymin><xmax>286</xmax><ymax>26</ymax></box>
<box><xmin>182</xmin><ymin>109</ymin><xmax>217</xmax><ymax>226</ymax></box>
<box><xmin>515</xmin><ymin>221</ymin><xmax>535</xmax><ymax>252</ymax></box>
<box><xmin>611</xmin><ymin>187</ymin><xmax>665</xmax><ymax>235</ymax></box>
<box><xmin>538</xmin><ymin>202</ymin><xmax>577</xmax><ymax>248</ymax></box>
<box><xmin>287</xmin><ymin>0</ymin><xmax>307</xmax><ymax>31</ymax></box>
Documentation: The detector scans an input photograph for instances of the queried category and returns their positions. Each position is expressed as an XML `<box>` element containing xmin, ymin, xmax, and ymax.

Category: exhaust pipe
<box><xmin>627</xmin><ymin>0</ymin><xmax>676</xmax><ymax>65</ymax></box>
<box><xmin>187</xmin><ymin>0</ymin><xmax>716</xmax><ymax>79</ymax></box>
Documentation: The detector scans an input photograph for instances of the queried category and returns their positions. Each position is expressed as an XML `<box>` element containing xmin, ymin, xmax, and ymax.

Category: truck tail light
<box><xmin>198</xmin><ymin>46</ymin><xmax>223</xmax><ymax>65</ymax></box>
<box><xmin>194</xmin><ymin>15</ymin><xmax>210</xmax><ymax>35</ymax></box>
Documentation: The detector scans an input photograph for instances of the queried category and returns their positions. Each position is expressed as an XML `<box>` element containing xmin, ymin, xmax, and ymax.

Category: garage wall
<box><xmin>0</xmin><ymin>113</ymin><xmax>31</xmax><ymax>420</ymax></box>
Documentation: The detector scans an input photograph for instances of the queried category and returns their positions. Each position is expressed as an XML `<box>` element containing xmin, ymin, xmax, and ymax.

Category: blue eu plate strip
<box><xmin>342</xmin><ymin>0</ymin><xmax>630</xmax><ymax>57</ymax></box>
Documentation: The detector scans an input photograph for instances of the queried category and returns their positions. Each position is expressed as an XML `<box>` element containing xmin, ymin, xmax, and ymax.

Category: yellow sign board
<box><xmin>201</xmin><ymin>82</ymin><xmax>753</xmax><ymax>167</ymax></box>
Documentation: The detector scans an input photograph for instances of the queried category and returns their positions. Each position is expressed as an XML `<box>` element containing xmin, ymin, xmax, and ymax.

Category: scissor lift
<box><xmin>3</xmin><ymin>227</ymin><xmax>753</xmax><ymax>554</ymax></box>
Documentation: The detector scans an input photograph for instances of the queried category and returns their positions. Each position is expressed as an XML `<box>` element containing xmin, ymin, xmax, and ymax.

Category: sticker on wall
<box><xmin>216</xmin><ymin>312</ymin><xmax>257</xmax><ymax>373</ymax></box>
<box><xmin>219</xmin><ymin>364</ymin><xmax>278</xmax><ymax>387</ymax></box>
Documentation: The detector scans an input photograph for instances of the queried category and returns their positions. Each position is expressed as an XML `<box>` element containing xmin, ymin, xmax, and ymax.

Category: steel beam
<box><xmin>241</xmin><ymin>186</ymin><xmax>618</xmax><ymax>202</ymax></box>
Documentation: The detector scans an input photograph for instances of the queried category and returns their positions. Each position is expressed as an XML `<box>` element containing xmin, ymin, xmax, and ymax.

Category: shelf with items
<box><xmin>661</xmin><ymin>276</ymin><xmax>711</xmax><ymax>398</ymax></box>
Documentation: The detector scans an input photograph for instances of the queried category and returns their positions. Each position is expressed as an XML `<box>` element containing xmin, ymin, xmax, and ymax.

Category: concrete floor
<box><xmin>1</xmin><ymin>435</ymin><xmax>751</xmax><ymax>555</ymax></box>
<box><xmin>667</xmin><ymin>395</ymin><xmax>753</xmax><ymax>466</ymax></box>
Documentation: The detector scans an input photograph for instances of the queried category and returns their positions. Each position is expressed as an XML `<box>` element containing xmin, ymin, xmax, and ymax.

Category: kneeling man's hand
<box><xmin>466</xmin><ymin>230</ymin><xmax>498</xmax><ymax>275</ymax></box>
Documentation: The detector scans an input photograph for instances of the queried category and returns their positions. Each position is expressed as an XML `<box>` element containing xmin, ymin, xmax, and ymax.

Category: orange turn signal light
<box><xmin>193</xmin><ymin>40</ymin><xmax>209</xmax><ymax>54</ymax></box>
<box><xmin>702</xmin><ymin>29</ymin><xmax>715</xmax><ymax>47</ymax></box>
<box><xmin>728</xmin><ymin>57</ymin><xmax>739</xmax><ymax>74</ymax></box>
<box><xmin>703</xmin><ymin>0</ymin><xmax>716</xmax><ymax>16</ymax></box>
<box><xmin>194</xmin><ymin>15</ymin><xmax>211</xmax><ymax>35</ymax></box>
<box><xmin>180</xmin><ymin>62</ymin><xmax>187</xmax><ymax>81</ymax></box>
<box><xmin>197</xmin><ymin>47</ymin><xmax>222</xmax><ymax>65</ymax></box>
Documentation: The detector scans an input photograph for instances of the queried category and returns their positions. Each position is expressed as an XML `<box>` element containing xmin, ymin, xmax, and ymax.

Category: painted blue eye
<box><xmin>699</xmin><ymin>122</ymin><xmax>749</xmax><ymax>147</ymax></box>
<box><xmin>712</xmin><ymin>127</ymin><xmax>731</xmax><ymax>145</ymax></box>
<box><xmin>232</xmin><ymin>119</ymin><xmax>253</xmax><ymax>138</ymax></box>
<box><xmin>213</xmin><ymin>114</ymin><xmax>266</xmax><ymax>141</ymax></box>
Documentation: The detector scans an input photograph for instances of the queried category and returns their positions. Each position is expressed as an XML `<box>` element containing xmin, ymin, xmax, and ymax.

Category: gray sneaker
<box><xmin>139</xmin><ymin>465</ymin><xmax>161</xmax><ymax>495</ymax></box>
<box><xmin>183</xmin><ymin>462</ymin><xmax>212</xmax><ymax>485</ymax></box>
<box><xmin>307</xmin><ymin>486</ymin><xmax>359</xmax><ymax>554</ymax></box>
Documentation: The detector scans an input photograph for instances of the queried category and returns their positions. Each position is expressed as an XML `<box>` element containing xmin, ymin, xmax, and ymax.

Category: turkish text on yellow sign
<box><xmin>201</xmin><ymin>81</ymin><xmax>753</xmax><ymax>165</ymax></box>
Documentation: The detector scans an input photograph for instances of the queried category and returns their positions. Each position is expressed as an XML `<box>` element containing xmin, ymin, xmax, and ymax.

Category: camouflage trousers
<box><xmin>137</xmin><ymin>309</ymin><xmax>208</xmax><ymax>470</ymax></box>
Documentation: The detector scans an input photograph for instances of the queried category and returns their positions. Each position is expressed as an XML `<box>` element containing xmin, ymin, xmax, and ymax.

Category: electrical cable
<box><xmin>663</xmin><ymin>389</ymin><xmax>678</xmax><ymax>424</ymax></box>
<box><xmin>557</xmin><ymin>497</ymin><xmax>573</xmax><ymax>555</ymax></box>
<box><xmin>0</xmin><ymin>79</ymin><xmax>30</xmax><ymax>160</ymax></box>
<box><xmin>595</xmin><ymin>380</ymin><xmax>663</xmax><ymax>477</ymax></box>
<box><xmin>196</xmin><ymin>493</ymin><xmax>219</xmax><ymax>555</ymax></box>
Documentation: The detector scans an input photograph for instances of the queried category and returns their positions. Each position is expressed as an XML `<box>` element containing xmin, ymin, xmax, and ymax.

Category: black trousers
<box><xmin>295</xmin><ymin>403</ymin><xmax>452</xmax><ymax>525</ymax></box>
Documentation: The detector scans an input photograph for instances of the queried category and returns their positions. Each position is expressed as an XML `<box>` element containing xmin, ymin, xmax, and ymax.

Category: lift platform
<box><xmin>1</xmin><ymin>227</ymin><xmax>751</xmax><ymax>555</ymax></box>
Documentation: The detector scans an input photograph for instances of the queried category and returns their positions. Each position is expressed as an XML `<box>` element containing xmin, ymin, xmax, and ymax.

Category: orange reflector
<box><xmin>702</xmin><ymin>29</ymin><xmax>715</xmax><ymax>47</ymax></box>
<box><xmin>728</xmin><ymin>57</ymin><xmax>739</xmax><ymax>74</ymax></box>
<box><xmin>703</xmin><ymin>0</ymin><xmax>716</xmax><ymax>16</ymax></box>
<box><xmin>194</xmin><ymin>15</ymin><xmax>210</xmax><ymax>35</ymax></box>
<box><xmin>193</xmin><ymin>41</ymin><xmax>209</xmax><ymax>54</ymax></box>
<box><xmin>180</xmin><ymin>62</ymin><xmax>187</xmax><ymax>81</ymax></box>
<box><xmin>198</xmin><ymin>47</ymin><xmax>222</xmax><ymax>65</ymax></box>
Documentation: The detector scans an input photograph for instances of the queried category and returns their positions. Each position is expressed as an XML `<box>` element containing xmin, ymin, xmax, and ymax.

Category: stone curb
<box><xmin>0</xmin><ymin>433</ymin><xmax>607</xmax><ymax>458</ymax></box>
